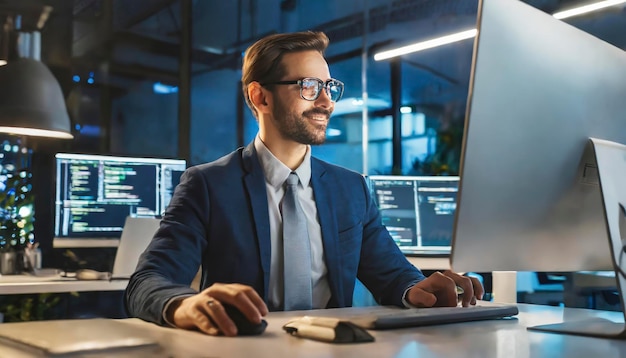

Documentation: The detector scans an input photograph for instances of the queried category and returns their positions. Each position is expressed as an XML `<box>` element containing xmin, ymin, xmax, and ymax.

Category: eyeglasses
<box><xmin>262</xmin><ymin>77</ymin><xmax>344</xmax><ymax>102</ymax></box>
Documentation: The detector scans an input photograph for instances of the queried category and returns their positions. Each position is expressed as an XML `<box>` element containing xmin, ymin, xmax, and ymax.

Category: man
<box><xmin>125</xmin><ymin>31</ymin><xmax>483</xmax><ymax>337</ymax></box>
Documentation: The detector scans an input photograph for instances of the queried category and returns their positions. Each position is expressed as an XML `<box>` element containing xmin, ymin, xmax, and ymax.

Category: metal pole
<box><xmin>99</xmin><ymin>0</ymin><xmax>113</xmax><ymax>153</ymax></box>
<box><xmin>178</xmin><ymin>0</ymin><xmax>192</xmax><ymax>163</ymax></box>
<box><xmin>391</xmin><ymin>59</ymin><xmax>402</xmax><ymax>175</ymax></box>
<box><xmin>361</xmin><ymin>0</ymin><xmax>369</xmax><ymax>175</ymax></box>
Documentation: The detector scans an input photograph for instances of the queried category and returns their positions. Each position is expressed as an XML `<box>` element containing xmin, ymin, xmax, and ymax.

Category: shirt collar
<box><xmin>254</xmin><ymin>135</ymin><xmax>312</xmax><ymax>190</ymax></box>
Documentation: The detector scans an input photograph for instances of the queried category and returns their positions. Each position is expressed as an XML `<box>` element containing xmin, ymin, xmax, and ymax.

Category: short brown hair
<box><xmin>241</xmin><ymin>31</ymin><xmax>329</xmax><ymax>118</ymax></box>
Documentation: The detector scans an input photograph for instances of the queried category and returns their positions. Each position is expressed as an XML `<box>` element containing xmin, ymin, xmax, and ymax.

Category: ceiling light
<box><xmin>333</xmin><ymin>97</ymin><xmax>391</xmax><ymax>116</ymax></box>
<box><xmin>553</xmin><ymin>0</ymin><xmax>626</xmax><ymax>20</ymax></box>
<box><xmin>327</xmin><ymin>128</ymin><xmax>343</xmax><ymax>137</ymax></box>
<box><xmin>153</xmin><ymin>82</ymin><xmax>179</xmax><ymax>94</ymax></box>
<box><xmin>373</xmin><ymin>0</ymin><xmax>625</xmax><ymax>61</ymax></box>
<box><xmin>374</xmin><ymin>29</ymin><xmax>477</xmax><ymax>61</ymax></box>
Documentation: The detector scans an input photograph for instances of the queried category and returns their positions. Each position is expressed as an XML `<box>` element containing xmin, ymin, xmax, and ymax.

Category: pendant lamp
<box><xmin>0</xmin><ymin>57</ymin><xmax>73</xmax><ymax>139</ymax></box>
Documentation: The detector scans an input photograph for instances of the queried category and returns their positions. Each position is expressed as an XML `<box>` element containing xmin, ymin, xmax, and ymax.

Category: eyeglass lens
<box><xmin>300</xmin><ymin>78</ymin><xmax>343</xmax><ymax>102</ymax></box>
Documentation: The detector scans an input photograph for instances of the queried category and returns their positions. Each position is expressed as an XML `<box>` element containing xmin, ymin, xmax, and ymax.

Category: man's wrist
<box><xmin>163</xmin><ymin>295</ymin><xmax>191</xmax><ymax>327</ymax></box>
<box><xmin>401</xmin><ymin>286</ymin><xmax>418</xmax><ymax>308</ymax></box>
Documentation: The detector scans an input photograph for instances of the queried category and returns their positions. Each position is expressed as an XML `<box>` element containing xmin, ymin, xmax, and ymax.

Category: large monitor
<box><xmin>53</xmin><ymin>153</ymin><xmax>186</xmax><ymax>248</ymax></box>
<box><xmin>368</xmin><ymin>175</ymin><xmax>459</xmax><ymax>256</ymax></box>
<box><xmin>450</xmin><ymin>0</ymin><xmax>626</xmax><ymax>337</ymax></box>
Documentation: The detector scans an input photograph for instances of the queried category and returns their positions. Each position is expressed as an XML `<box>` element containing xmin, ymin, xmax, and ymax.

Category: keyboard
<box><xmin>340</xmin><ymin>302</ymin><xmax>519</xmax><ymax>330</ymax></box>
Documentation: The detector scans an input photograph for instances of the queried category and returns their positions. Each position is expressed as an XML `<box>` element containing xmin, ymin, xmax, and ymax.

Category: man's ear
<box><xmin>248</xmin><ymin>81</ymin><xmax>271</xmax><ymax>114</ymax></box>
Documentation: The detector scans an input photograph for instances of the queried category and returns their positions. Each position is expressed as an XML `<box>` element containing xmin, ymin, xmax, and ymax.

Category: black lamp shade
<box><xmin>0</xmin><ymin>58</ymin><xmax>73</xmax><ymax>139</ymax></box>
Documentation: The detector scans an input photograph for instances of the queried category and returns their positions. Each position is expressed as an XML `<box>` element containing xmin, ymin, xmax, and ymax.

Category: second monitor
<box><xmin>368</xmin><ymin>175</ymin><xmax>459</xmax><ymax>256</ymax></box>
<box><xmin>53</xmin><ymin>153</ymin><xmax>186</xmax><ymax>248</ymax></box>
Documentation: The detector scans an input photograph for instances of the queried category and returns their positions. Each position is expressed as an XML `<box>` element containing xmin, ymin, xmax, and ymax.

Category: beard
<box><xmin>272</xmin><ymin>100</ymin><xmax>331</xmax><ymax>145</ymax></box>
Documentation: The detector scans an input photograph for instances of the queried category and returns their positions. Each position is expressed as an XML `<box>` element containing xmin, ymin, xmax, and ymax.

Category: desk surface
<box><xmin>0</xmin><ymin>304</ymin><xmax>624</xmax><ymax>357</ymax></box>
<box><xmin>0</xmin><ymin>274</ymin><xmax>128</xmax><ymax>295</ymax></box>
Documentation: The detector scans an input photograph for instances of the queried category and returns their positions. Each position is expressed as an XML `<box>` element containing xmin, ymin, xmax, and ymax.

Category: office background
<box><xmin>0</xmin><ymin>0</ymin><xmax>624</xmax><ymax>319</ymax></box>
<box><xmin>5</xmin><ymin>0</ymin><xmax>624</xmax><ymax>172</ymax></box>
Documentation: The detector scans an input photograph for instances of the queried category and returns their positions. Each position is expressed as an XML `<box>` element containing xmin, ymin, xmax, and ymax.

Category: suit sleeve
<box><xmin>125</xmin><ymin>166</ymin><xmax>208</xmax><ymax>325</ymax></box>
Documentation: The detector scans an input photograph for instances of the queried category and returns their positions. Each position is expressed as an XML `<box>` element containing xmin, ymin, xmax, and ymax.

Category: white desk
<box><xmin>0</xmin><ymin>275</ymin><xmax>128</xmax><ymax>295</ymax></box>
<box><xmin>0</xmin><ymin>304</ymin><xmax>624</xmax><ymax>357</ymax></box>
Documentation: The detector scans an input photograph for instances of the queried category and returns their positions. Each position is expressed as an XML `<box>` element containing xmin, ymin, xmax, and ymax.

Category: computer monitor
<box><xmin>368</xmin><ymin>175</ymin><xmax>459</xmax><ymax>256</ymax></box>
<box><xmin>450</xmin><ymin>0</ymin><xmax>626</xmax><ymax>337</ymax></box>
<box><xmin>53</xmin><ymin>153</ymin><xmax>186</xmax><ymax>248</ymax></box>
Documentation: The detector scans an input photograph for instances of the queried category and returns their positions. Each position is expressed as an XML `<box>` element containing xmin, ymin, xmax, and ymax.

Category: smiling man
<box><xmin>125</xmin><ymin>31</ymin><xmax>483</xmax><ymax>337</ymax></box>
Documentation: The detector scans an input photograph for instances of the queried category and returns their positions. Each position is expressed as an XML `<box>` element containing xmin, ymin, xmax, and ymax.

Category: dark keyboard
<box><xmin>346</xmin><ymin>303</ymin><xmax>519</xmax><ymax>329</ymax></box>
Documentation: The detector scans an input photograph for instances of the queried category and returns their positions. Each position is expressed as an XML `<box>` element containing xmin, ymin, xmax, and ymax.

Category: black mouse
<box><xmin>223</xmin><ymin>304</ymin><xmax>268</xmax><ymax>336</ymax></box>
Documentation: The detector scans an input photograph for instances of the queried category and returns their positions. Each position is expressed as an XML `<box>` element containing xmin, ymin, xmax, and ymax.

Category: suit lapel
<box><xmin>242</xmin><ymin>143</ymin><xmax>272</xmax><ymax>299</ymax></box>
<box><xmin>310</xmin><ymin>159</ymin><xmax>344</xmax><ymax>306</ymax></box>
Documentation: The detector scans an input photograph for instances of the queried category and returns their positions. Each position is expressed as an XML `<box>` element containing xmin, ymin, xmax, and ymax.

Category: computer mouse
<box><xmin>75</xmin><ymin>269</ymin><xmax>111</xmax><ymax>280</ymax></box>
<box><xmin>223</xmin><ymin>304</ymin><xmax>268</xmax><ymax>336</ymax></box>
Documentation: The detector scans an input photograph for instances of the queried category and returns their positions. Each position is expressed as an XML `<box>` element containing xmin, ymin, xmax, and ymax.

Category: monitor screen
<box><xmin>53</xmin><ymin>153</ymin><xmax>186</xmax><ymax>248</ymax></box>
<box><xmin>450</xmin><ymin>0</ymin><xmax>626</xmax><ymax>273</ymax></box>
<box><xmin>368</xmin><ymin>175</ymin><xmax>459</xmax><ymax>256</ymax></box>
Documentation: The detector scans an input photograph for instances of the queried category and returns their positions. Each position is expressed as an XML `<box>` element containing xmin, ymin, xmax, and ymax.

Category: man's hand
<box><xmin>405</xmin><ymin>271</ymin><xmax>484</xmax><ymax>308</ymax></box>
<box><xmin>166</xmin><ymin>283</ymin><xmax>268</xmax><ymax>336</ymax></box>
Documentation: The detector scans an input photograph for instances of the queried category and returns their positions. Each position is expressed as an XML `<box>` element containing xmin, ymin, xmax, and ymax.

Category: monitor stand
<box><xmin>527</xmin><ymin>138</ymin><xmax>626</xmax><ymax>339</ymax></box>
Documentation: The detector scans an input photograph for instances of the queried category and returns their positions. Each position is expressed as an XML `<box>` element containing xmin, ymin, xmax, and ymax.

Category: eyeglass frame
<box><xmin>261</xmin><ymin>77</ymin><xmax>345</xmax><ymax>102</ymax></box>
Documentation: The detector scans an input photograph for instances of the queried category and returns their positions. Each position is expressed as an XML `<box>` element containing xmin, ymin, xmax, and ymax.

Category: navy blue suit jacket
<box><xmin>125</xmin><ymin>142</ymin><xmax>425</xmax><ymax>325</ymax></box>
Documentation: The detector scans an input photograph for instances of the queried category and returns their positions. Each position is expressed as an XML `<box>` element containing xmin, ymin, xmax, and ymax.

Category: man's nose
<box><xmin>315</xmin><ymin>87</ymin><xmax>333</xmax><ymax>109</ymax></box>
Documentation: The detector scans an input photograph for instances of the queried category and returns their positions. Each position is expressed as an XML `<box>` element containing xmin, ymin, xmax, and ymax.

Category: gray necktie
<box><xmin>282</xmin><ymin>172</ymin><xmax>313</xmax><ymax>310</ymax></box>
